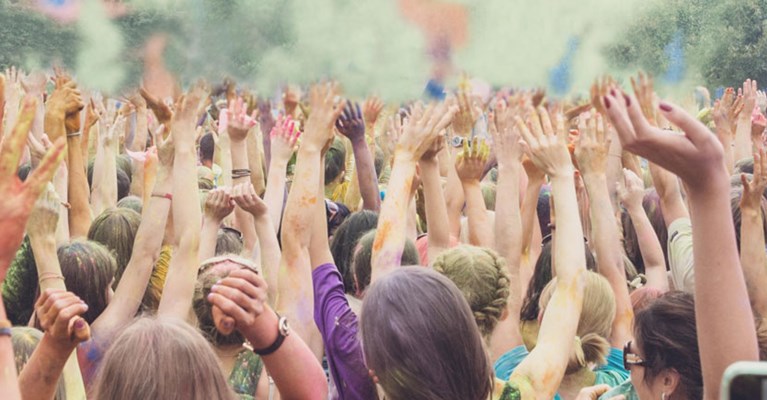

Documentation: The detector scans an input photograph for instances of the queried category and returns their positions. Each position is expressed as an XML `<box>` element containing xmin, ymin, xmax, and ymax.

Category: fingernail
<box><xmin>207</xmin><ymin>293</ymin><xmax>215</xmax><ymax>301</ymax></box>
<box><xmin>74</xmin><ymin>319</ymin><xmax>85</xmax><ymax>329</ymax></box>
<box><xmin>610</xmin><ymin>89</ymin><xmax>616</xmax><ymax>97</ymax></box>
<box><xmin>623</xmin><ymin>93</ymin><xmax>631</xmax><ymax>107</ymax></box>
<box><xmin>659</xmin><ymin>102</ymin><xmax>672</xmax><ymax>112</ymax></box>
<box><xmin>223</xmin><ymin>321</ymin><xmax>233</xmax><ymax>330</ymax></box>
<box><xmin>603</xmin><ymin>96</ymin><xmax>611</xmax><ymax>109</ymax></box>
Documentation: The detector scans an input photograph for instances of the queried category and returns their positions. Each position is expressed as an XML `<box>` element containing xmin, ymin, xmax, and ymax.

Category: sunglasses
<box><xmin>623</xmin><ymin>340</ymin><xmax>648</xmax><ymax>370</ymax></box>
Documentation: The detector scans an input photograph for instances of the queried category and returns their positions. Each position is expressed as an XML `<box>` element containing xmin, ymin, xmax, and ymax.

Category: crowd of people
<box><xmin>0</xmin><ymin>66</ymin><xmax>762</xmax><ymax>400</ymax></box>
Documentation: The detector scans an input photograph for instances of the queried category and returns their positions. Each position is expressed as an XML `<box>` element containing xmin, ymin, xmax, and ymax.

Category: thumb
<box><xmin>71</xmin><ymin>317</ymin><xmax>91</xmax><ymax>343</ymax></box>
<box><xmin>212</xmin><ymin>305</ymin><xmax>236</xmax><ymax>336</ymax></box>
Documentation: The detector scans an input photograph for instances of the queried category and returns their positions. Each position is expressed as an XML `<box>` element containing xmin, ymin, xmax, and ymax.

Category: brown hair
<box><xmin>634</xmin><ymin>291</ymin><xmax>702</xmax><ymax>400</ymax></box>
<box><xmin>432</xmin><ymin>245</ymin><xmax>509</xmax><ymax>339</ymax></box>
<box><xmin>58</xmin><ymin>240</ymin><xmax>117</xmax><ymax>324</ymax></box>
<box><xmin>91</xmin><ymin>317</ymin><xmax>236</xmax><ymax>400</ymax></box>
<box><xmin>352</xmin><ymin>230</ymin><xmax>420</xmax><ymax>295</ymax></box>
<box><xmin>11</xmin><ymin>327</ymin><xmax>66</xmax><ymax>400</ymax></box>
<box><xmin>360</xmin><ymin>267</ymin><xmax>493</xmax><ymax>400</ymax></box>
<box><xmin>87</xmin><ymin>208</ymin><xmax>141</xmax><ymax>287</ymax></box>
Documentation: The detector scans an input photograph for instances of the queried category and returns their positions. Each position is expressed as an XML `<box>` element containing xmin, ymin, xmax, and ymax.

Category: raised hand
<box><xmin>741</xmin><ymin>148</ymin><xmax>767</xmax><ymax>211</ymax></box>
<box><xmin>0</xmin><ymin>97</ymin><xmax>66</xmax><ymax>279</ymax></box>
<box><xmin>26</xmin><ymin>185</ymin><xmax>61</xmax><ymax>239</ymax></box>
<box><xmin>27</xmin><ymin>133</ymin><xmax>53</xmax><ymax>169</ymax></box>
<box><xmin>283</xmin><ymin>85</ymin><xmax>301</xmax><ymax>117</ymax></box>
<box><xmin>574</xmin><ymin>112</ymin><xmax>610</xmax><ymax>176</ymax></box>
<box><xmin>490</xmin><ymin>99</ymin><xmax>523</xmax><ymax>167</ymax></box>
<box><xmin>396</xmin><ymin>102</ymin><xmax>458</xmax><ymax>162</ymax></box>
<box><xmin>53</xmin><ymin>74</ymin><xmax>84</xmax><ymax>134</ymax></box>
<box><xmin>21</xmin><ymin>70</ymin><xmax>47</xmax><ymax>97</ymax></box>
<box><xmin>743</xmin><ymin>79</ymin><xmax>758</xmax><ymax>117</ymax></box>
<box><xmin>44</xmin><ymin>79</ymin><xmax>83</xmax><ymax>141</ymax></box>
<box><xmin>232</xmin><ymin>183</ymin><xmax>268</xmax><ymax>218</ymax></box>
<box><xmin>102</xmin><ymin>114</ymin><xmax>126</xmax><ymax>148</ymax></box>
<box><xmin>270</xmin><ymin>115</ymin><xmax>300</xmax><ymax>164</ymax></box>
<box><xmin>384</xmin><ymin>114</ymin><xmax>403</xmax><ymax>155</ymax></box>
<box><xmin>363</xmin><ymin>96</ymin><xmax>384</xmax><ymax>126</ymax></box>
<box><xmin>170</xmin><ymin>85</ymin><xmax>205</xmax><ymax>151</ymax></box>
<box><xmin>226</xmin><ymin>96</ymin><xmax>258</xmax><ymax>143</ymax></box>
<box><xmin>140</xmin><ymin>87</ymin><xmax>173</xmax><ymax>127</ymax></box>
<box><xmin>452</xmin><ymin>91</ymin><xmax>481</xmax><ymax>136</ymax></box>
<box><xmin>516</xmin><ymin>106</ymin><xmax>573</xmax><ymax>178</ymax></box>
<box><xmin>336</xmin><ymin>100</ymin><xmax>365</xmax><ymax>142</ymax></box>
<box><xmin>35</xmin><ymin>289</ymin><xmax>91</xmax><ymax>348</ymax></box>
<box><xmin>618</xmin><ymin>168</ymin><xmax>645</xmax><ymax>212</ymax></box>
<box><xmin>590</xmin><ymin>76</ymin><xmax>614</xmax><ymax>116</ymax></box>
<box><xmin>455</xmin><ymin>138</ymin><xmax>489</xmax><ymax>182</ymax></box>
<box><xmin>204</xmin><ymin>187</ymin><xmax>235</xmax><ymax>222</ymax></box>
<box><xmin>302</xmin><ymin>82</ymin><xmax>345</xmax><ymax>152</ymax></box>
<box><xmin>206</xmin><ymin>268</ymin><xmax>270</xmax><ymax>345</ymax></box>
<box><xmin>156</xmin><ymin>126</ymin><xmax>174</xmax><ymax>169</ymax></box>
<box><xmin>602</xmin><ymin>86</ymin><xmax>726</xmax><ymax>191</ymax></box>
<box><xmin>713</xmin><ymin>87</ymin><xmax>742</xmax><ymax>134</ymax></box>
<box><xmin>630</xmin><ymin>72</ymin><xmax>657</xmax><ymax>126</ymax></box>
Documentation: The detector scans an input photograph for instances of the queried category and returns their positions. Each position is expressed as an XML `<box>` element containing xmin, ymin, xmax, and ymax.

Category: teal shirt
<box><xmin>494</xmin><ymin>346</ymin><xmax>629</xmax><ymax>400</ymax></box>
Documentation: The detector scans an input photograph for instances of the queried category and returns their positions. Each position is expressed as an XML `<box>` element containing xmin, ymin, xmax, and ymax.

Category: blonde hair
<box><xmin>140</xmin><ymin>245</ymin><xmax>172</xmax><ymax>313</ymax></box>
<box><xmin>92</xmin><ymin>317</ymin><xmax>236</xmax><ymax>400</ymax></box>
<box><xmin>539</xmin><ymin>271</ymin><xmax>614</xmax><ymax>372</ymax></box>
<box><xmin>432</xmin><ymin>245</ymin><xmax>510</xmax><ymax>339</ymax></box>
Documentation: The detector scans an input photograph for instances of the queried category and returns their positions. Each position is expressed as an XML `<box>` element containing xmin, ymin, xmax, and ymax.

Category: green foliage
<box><xmin>0</xmin><ymin>3</ymin><xmax>78</xmax><ymax>69</ymax></box>
<box><xmin>606</xmin><ymin>0</ymin><xmax>767</xmax><ymax>89</ymax></box>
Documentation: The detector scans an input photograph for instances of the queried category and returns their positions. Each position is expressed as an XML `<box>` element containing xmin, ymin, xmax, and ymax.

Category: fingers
<box><xmin>657</xmin><ymin>101</ymin><xmax>712</xmax><ymax>144</ymax></box>
<box><xmin>0</xmin><ymin>97</ymin><xmax>37</xmax><ymax>175</ymax></box>
<box><xmin>23</xmin><ymin>137</ymin><xmax>67</xmax><ymax>201</ymax></box>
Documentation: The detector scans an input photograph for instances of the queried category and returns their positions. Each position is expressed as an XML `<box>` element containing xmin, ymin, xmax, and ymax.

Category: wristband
<box><xmin>66</xmin><ymin>132</ymin><xmax>82</xmax><ymax>138</ymax></box>
<box><xmin>253</xmin><ymin>314</ymin><xmax>290</xmax><ymax>356</ymax></box>
<box><xmin>0</xmin><ymin>320</ymin><xmax>11</xmax><ymax>337</ymax></box>
<box><xmin>152</xmin><ymin>193</ymin><xmax>173</xmax><ymax>201</ymax></box>
<box><xmin>38</xmin><ymin>272</ymin><xmax>65</xmax><ymax>285</ymax></box>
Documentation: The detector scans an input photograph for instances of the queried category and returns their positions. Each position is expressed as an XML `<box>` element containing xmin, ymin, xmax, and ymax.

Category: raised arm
<box><xmin>574</xmin><ymin>112</ymin><xmax>633</xmax><ymax>347</ymax></box>
<box><xmin>604</xmin><ymin>86</ymin><xmax>759</xmax><ymax>398</ymax></box>
<box><xmin>455</xmin><ymin>138</ymin><xmax>493</xmax><ymax>247</ymax></box>
<box><xmin>712</xmin><ymin>88</ymin><xmax>741</xmax><ymax>173</ymax></box>
<box><xmin>90</xmin><ymin>115</ymin><xmax>125</xmax><ymax>217</ymax></box>
<box><xmin>488</xmin><ymin>101</ymin><xmax>526</xmax><ymax>360</ymax></box>
<box><xmin>337</xmin><ymin>101</ymin><xmax>381</xmax><ymax>212</ymax></box>
<box><xmin>227</xmin><ymin>98</ymin><xmax>259</xmax><ymax>255</ymax></box>
<box><xmin>263</xmin><ymin>116</ymin><xmax>299</xmax><ymax>233</ymax></box>
<box><xmin>93</xmin><ymin>134</ymin><xmax>173</xmax><ymax>332</ymax></box>
<box><xmin>511</xmin><ymin>107</ymin><xmax>587</xmax><ymax>399</ymax></box>
<box><xmin>371</xmin><ymin>102</ymin><xmax>457</xmax><ymax>282</ymax></box>
<box><xmin>418</xmin><ymin>132</ymin><xmax>451</xmax><ymax>264</ymax></box>
<box><xmin>735</xmin><ymin>79</ymin><xmax>757</xmax><ymax>163</ymax></box>
<box><xmin>157</xmin><ymin>87</ymin><xmax>205</xmax><ymax>319</ymax></box>
<box><xmin>199</xmin><ymin>188</ymin><xmax>235</xmax><ymax>262</ymax></box>
<box><xmin>278</xmin><ymin>83</ymin><xmax>345</xmax><ymax>358</ymax></box>
<box><xmin>619</xmin><ymin>168</ymin><xmax>669</xmax><ymax>291</ymax></box>
<box><xmin>739</xmin><ymin>148</ymin><xmax>767</xmax><ymax>317</ymax></box>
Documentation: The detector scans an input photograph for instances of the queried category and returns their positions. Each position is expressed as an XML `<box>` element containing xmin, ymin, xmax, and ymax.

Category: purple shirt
<box><xmin>312</xmin><ymin>263</ymin><xmax>376</xmax><ymax>400</ymax></box>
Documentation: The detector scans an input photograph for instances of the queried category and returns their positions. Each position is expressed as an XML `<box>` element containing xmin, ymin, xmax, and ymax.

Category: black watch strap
<box><xmin>253</xmin><ymin>315</ymin><xmax>289</xmax><ymax>356</ymax></box>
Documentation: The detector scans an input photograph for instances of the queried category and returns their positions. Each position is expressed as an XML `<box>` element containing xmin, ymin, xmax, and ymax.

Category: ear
<box><xmin>659</xmin><ymin>368</ymin><xmax>681</xmax><ymax>397</ymax></box>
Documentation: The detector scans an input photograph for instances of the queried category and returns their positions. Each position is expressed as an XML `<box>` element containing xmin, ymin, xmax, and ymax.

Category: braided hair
<box><xmin>432</xmin><ymin>245</ymin><xmax>510</xmax><ymax>339</ymax></box>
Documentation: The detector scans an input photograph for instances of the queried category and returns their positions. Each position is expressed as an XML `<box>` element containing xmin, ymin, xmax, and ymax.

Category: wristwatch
<box><xmin>450</xmin><ymin>136</ymin><xmax>465</xmax><ymax>148</ymax></box>
<box><xmin>253</xmin><ymin>314</ymin><xmax>290</xmax><ymax>356</ymax></box>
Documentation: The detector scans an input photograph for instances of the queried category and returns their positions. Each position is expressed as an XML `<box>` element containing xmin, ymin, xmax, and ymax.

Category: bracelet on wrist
<box><xmin>152</xmin><ymin>193</ymin><xmax>173</xmax><ymax>201</ymax></box>
<box><xmin>38</xmin><ymin>272</ymin><xmax>66</xmax><ymax>285</ymax></box>
<box><xmin>67</xmin><ymin>132</ymin><xmax>82</xmax><ymax>138</ymax></box>
<box><xmin>0</xmin><ymin>319</ymin><xmax>11</xmax><ymax>337</ymax></box>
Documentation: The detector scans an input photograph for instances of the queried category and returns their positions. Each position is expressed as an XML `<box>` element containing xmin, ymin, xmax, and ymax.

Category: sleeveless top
<box><xmin>228</xmin><ymin>349</ymin><xmax>264</xmax><ymax>400</ymax></box>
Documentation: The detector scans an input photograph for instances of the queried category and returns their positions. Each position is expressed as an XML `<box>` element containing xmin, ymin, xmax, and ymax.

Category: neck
<box><xmin>557</xmin><ymin>367</ymin><xmax>595</xmax><ymax>400</ymax></box>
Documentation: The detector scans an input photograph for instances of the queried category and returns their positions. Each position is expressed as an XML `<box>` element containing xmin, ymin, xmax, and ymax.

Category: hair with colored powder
<box><xmin>374</xmin><ymin>145</ymin><xmax>385</xmax><ymax>178</ymax></box>
<box><xmin>324</xmin><ymin>136</ymin><xmax>346</xmax><ymax>186</ymax></box>
<box><xmin>88</xmin><ymin>208</ymin><xmax>141</xmax><ymax>287</ymax></box>
<box><xmin>361</xmin><ymin>267</ymin><xmax>493</xmax><ymax>400</ymax></box>
<box><xmin>2</xmin><ymin>236</ymin><xmax>39</xmax><ymax>325</ymax></box>
<box><xmin>431</xmin><ymin>245</ymin><xmax>510</xmax><ymax>339</ymax></box>
<box><xmin>481</xmin><ymin>182</ymin><xmax>496</xmax><ymax>211</ymax></box>
<box><xmin>11</xmin><ymin>327</ymin><xmax>66</xmax><ymax>400</ymax></box>
<box><xmin>58</xmin><ymin>240</ymin><xmax>117</xmax><ymax>324</ymax></box>
<box><xmin>216</xmin><ymin>228</ymin><xmax>244</xmax><ymax>256</ymax></box>
<box><xmin>630</xmin><ymin>285</ymin><xmax>664</xmax><ymax>313</ymax></box>
<box><xmin>352</xmin><ymin>229</ymin><xmax>420</xmax><ymax>296</ymax></box>
<box><xmin>329</xmin><ymin>210</ymin><xmax>379</xmax><ymax>294</ymax></box>
<box><xmin>116</xmin><ymin>195</ymin><xmax>143</xmax><ymax>214</ymax></box>
<box><xmin>539</xmin><ymin>271</ymin><xmax>614</xmax><ymax>372</ymax></box>
<box><xmin>140</xmin><ymin>245</ymin><xmax>172</xmax><ymax>314</ymax></box>
<box><xmin>91</xmin><ymin>317</ymin><xmax>236</xmax><ymax>400</ymax></box>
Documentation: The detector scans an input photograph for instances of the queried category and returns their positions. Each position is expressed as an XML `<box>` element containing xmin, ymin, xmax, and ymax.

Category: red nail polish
<box><xmin>659</xmin><ymin>103</ymin><xmax>672</xmax><ymax>112</ymax></box>
<box><xmin>623</xmin><ymin>94</ymin><xmax>631</xmax><ymax>107</ymax></box>
<box><xmin>603</xmin><ymin>96</ymin><xmax>611</xmax><ymax>109</ymax></box>
<box><xmin>610</xmin><ymin>89</ymin><xmax>616</xmax><ymax>97</ymax></box>
<box><xmin>74</xmin><ymin>319</ymin><xmax>85</xmax><ymax>329</ymax></box>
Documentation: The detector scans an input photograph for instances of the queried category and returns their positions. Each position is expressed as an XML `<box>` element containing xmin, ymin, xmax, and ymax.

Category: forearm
<box><xmin>717</xmin><ymin>126</ymin><xmax>735</xmax><ymax>173</ymax></box>
<box><xmin>648</xmin><ymin>162</ymin><xmax>689</xmax><ymax>226</ymax></box>
<box><xmin>688</xmin><ymin>179</ymin><xmax>758</xmax><ymax>395</ymax></box>
<box><xmin>90</xmin><ymin>143</ymin><xmax>117</xmax><ymax>217</ymax></box>
<box><xmin>445</xmin><ymin>155</ymin><xmax>465</xmax><ymax>239</ymax></box>
<box><xmin>740</xmin><ymin>207</ymin><xmax>767</xmax><ymax>316</ymax></box>
<box><xmin>627</xmin><ymin>205</ymin><xmax>669</xmax><ymax>291</ymax></box>
<box><xmin>132</xmin><ymin>107</ymin><xmax>148</xmax><ymax>151</ymax></box>
<box><xmin>199</xmin><ymin>216</ymin><xmax>221</xmax><ymax>262</ymax></box>
<box><xmin>216</xmin><ymin>136</ymin><xmax>233</xmax><ymax>188</ymax></box>
<box><xmin>419</xmin><ymin>159</ymin><xmax>450</xmax><ymax>263</ymax></box>
<box><xmin>407</xmin><ymin>196</ymin><xmax>418</xmax><ymax>242</ymax></box>
<box><xmin>583</xmin><ymin>174</ymin><xmax>633</xmax><ymax>345</ymax></box>
<box><xmin>0</xmin><ymin>297</ymin><xmax>21</xmax><ymax>400</ymax></box>
<box><xmin>462</xmin><ymin>180</ymin><xmax>494</xmax><ymax>247</ymax></box>
<box><xmin>130</xmin><ymin>159</ymin><xmax>145</xmax><ymax>200</ymax></box>
<box><xmin>371</xmin><ymin>157</ymin><xmax>416</xmax><ymax>282</ymax></box>
<box><xmin>550</xmin><ymin>174</ymin><xmax>585</xmax><ymax>281</ymax></box>
<box><xmin>232</xmin><ymin>140</ymin><xmax>258</xmax><ymax>253</ymax></box>
<box><xmin>253</xmin><ymin>215</ymin><xmax>280</xmax><ymax>304</ymax></box>
<box><xmin>350</xmin><ymin>138</ymin><xmax>380</xmax><ymax>211</ymax></box>
<box><xmin>18</xmin><ymin>335</ymin><xmax>75</xmax><ymax>400</ymax></box>
<box><xmin>247</xmin><ymin>133</ymin><xmax>266</xmax><ymax>196</ymax></box>
<box><xmin>29</xmin><ymin>235</ymin><xmax>66</xmax><ymax>291</ymax></box>
<box><xmin>735</xmin><ymin>116</ymin><xmax>753</xmax><ymax>163</ymax></box>
<box><xmin>54</xmin><ymin>166</ymin><xmax>70</xmax><ymax>246</ymax></box>
<box><xmin>606</xmin><ymin>134</ymin><xmax>624</xmax><ymax>208</ymax></box>
<box><xmin>67</xmin><ymin>136</ymin><xmax>92</xmax><ymax>238</ymax></box>
<box><xmin>521</xmin><ymin>178</ymin><xmax>544</xmax><ymax>260</ymax></box>
<box><xmin>264</xmin><ymin>159</ymin><xmax>288</xmax><ymax>234</ymax></box>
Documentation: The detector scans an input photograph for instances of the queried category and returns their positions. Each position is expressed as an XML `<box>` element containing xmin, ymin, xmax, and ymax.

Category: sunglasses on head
<box><xmin>623</xmin><ymin>340</ymin><xmax>648</xmax><ymax>370</ymax></box>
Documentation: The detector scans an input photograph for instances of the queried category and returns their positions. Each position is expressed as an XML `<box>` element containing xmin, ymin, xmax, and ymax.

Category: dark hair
<box><xmin>58</xmin><ymin>240</ymin><xmax>117</xmax><ymax>324</ymax></box>
<box><xmin>2</xmin><ymin>237</ymin><xmax>38</xmax><ymax>325</ymax></box>
<box><xmin>88</xmin><ymin>208</ymin><xmax>141</xmax><ymax>287</ymax></box>
<box><xmin>537</xmin><ymin>185</ymin><xmax>552</xmax><ymax>239</ymax></box>
<box><xmin>324</xmin><ymin>137</ymin><xmax>346</xmax><ymax>186</ymax></box>
<box><xmin>87</xmin><ymin>160</ymin><xmax>131</xmax><ymax>201</ymax></box>
<box><xmin>117</xmin><ymin>195</ymin><xmax>143</xmax><ymax>214</ymax></box>
<box><xmin>116</xmin><ymin>154</ymin><xmax>133</xmax><ymax>182</ymax></box>
<box><xmin>17</xmin><ymin>163</ymin><xmax>32</xmax><ymax>181</ymax></box>
<box><xmin>199</xmin><ymin>133</ymin><xmax>215</xmax><ymax>162</ymax></box>
<box><xmin>520</xmin><ymin>240</ymin><xmax>596</xmax><ymax>322</ymax></box>
<box><xmin>216</xmin><ymin>228</ymin><xmax>244</xmax><ymax>256</ymax></box>
<box><xmin>361</xmin><ymin>267</ymin><xmax>493</xmax><ymax>400</ymax></box>
<box><xmin>326</xmin><ymin>200</ymin><xmax>351</xmax><ymax>238</ymax></box>
<box><xmin>330</xmin><ymin>211</ymin><xmax>379</xmax><ymax>293</ymax></box>
<box><xmin>374</xmin><ymin>145</ymin><xmax>385</xmax><ymax>178</ymax></box>
<box><xmin>352</xmin><ymin>230</ymin><xmax>420</xmax><ymax>295</ymax></box>
<box><xmin>621</xmin><ymin>188</ymin><xmax>669</xmax><ymax>274</ymax></box>
<box><xmin>634</xmin><ymin>291</ymin><xmax>702</xmax><ymax>400</ymax></box>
